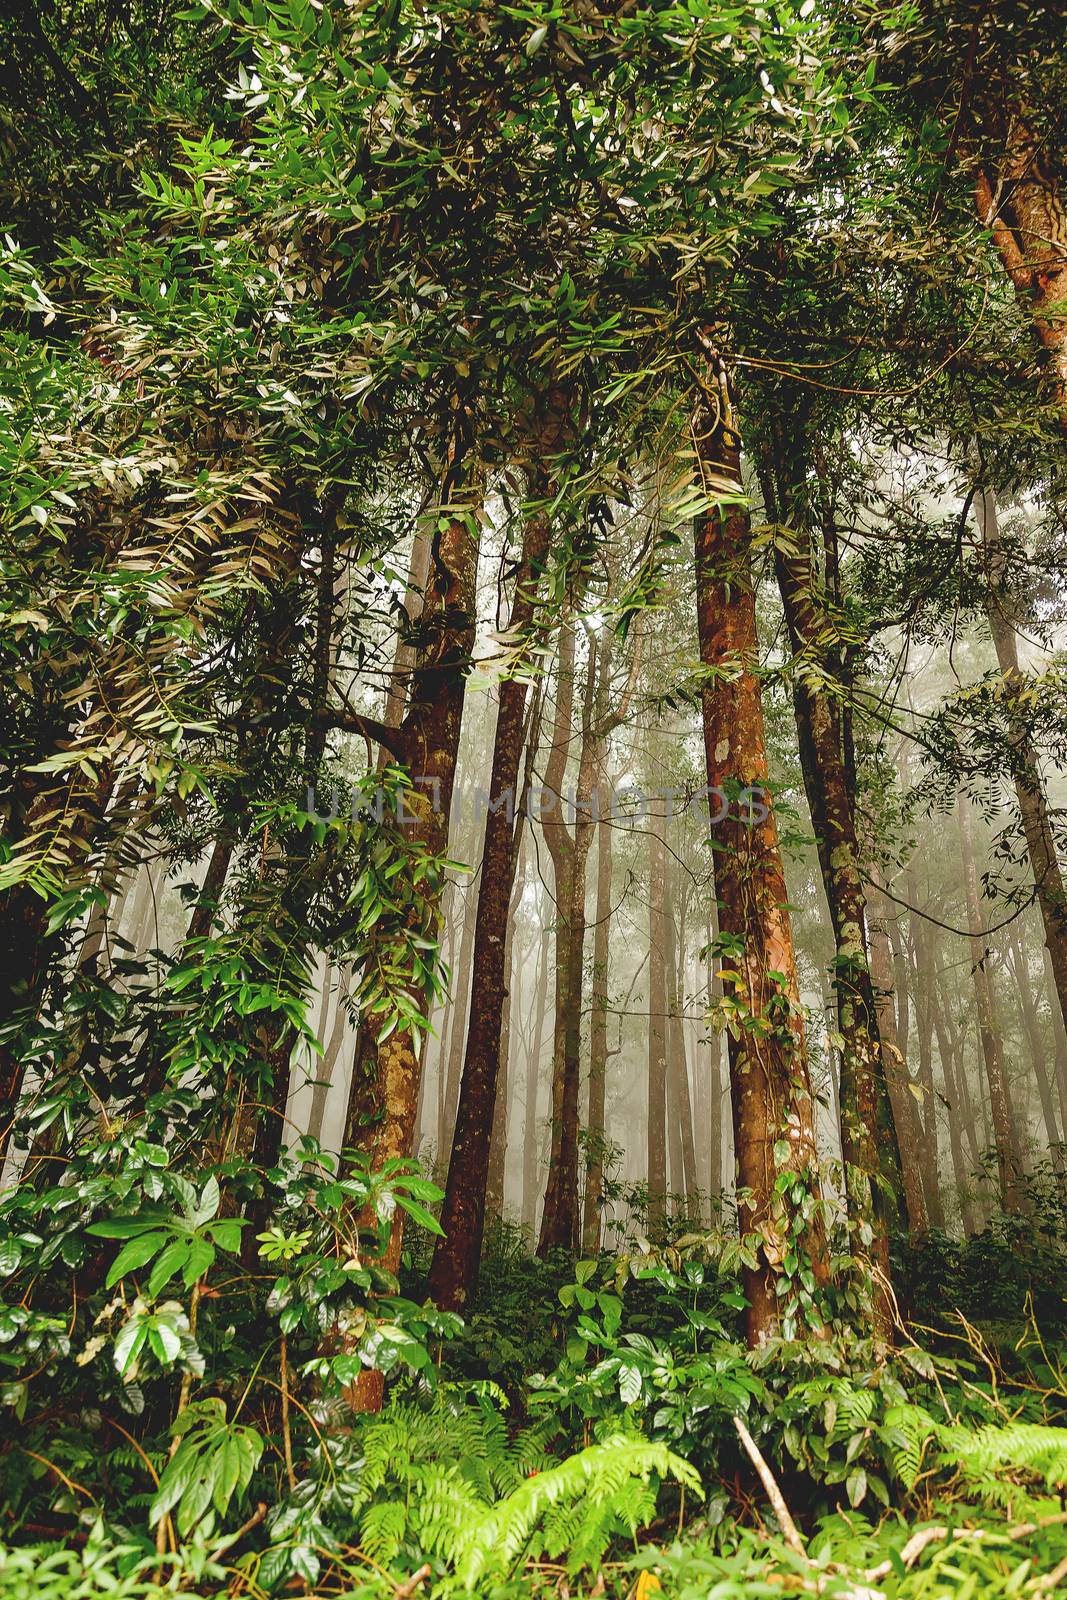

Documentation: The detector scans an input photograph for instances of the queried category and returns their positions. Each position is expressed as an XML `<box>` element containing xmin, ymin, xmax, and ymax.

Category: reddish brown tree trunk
<box><xmin>692</xmin><ymin>367</ymin><xmax>828</xmax><ymax>1347</ymax></box>
<box><xmin>975</xmin><ymin>117</ymin><xmax>1067</xmax><ymax>427</ymax></box>
<box><xmin>538</xmin><ymin>629</ymin><xmax>599</xmax><ymax>1255</ymax></box>
<box><xmin>341</xmin><ymin>487</ymin><xmax>481</xmax><ymax>1312</ymax></box>
<box><xmin>428</xmin><ymin>474</ymin><xmax>556</xmax><ymax>1308</ymax></box>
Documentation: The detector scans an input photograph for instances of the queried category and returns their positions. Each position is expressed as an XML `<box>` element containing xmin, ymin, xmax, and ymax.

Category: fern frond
<box><xmin>455</xmin><ymin>1436</ymin><xmax>701</xmax><ymax>1588</ymax></box>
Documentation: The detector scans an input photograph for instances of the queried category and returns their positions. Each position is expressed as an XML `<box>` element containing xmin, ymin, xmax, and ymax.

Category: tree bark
<box><xmin>647</xmin><ymin>795</ymin><xmax>669</xmax><ymax>1235</ymax></box>
<box><xmin>867</xmin><ymin>874</ymin><xmax>929</xmax><ymax>1236</ymax></box>
<box><xmin>439</xmin><ymin>882</ymin><xmax>479</xmax><ymax>1152</ymax></box>
<box><xmin>341</xmin><ymin>480</ymin><xmax>481</xmax><ymax>1276</ymax></box>
<box><xmin>1043</xmin><ymin>947</ymin><xmax>1067</xmax><ymax>1135</ymax></box>
<box><xmin>975</xmin><ymin>114</ymin><xmax>1067</xmax><ymax>428</ymax></box>
<box><xmin>582</xmin><ymin>783</ymin><xmax>613</xmax><ymax>1252</ymax></box>
<box><xmin>958</xmin><ymin>790</ymin><xmax>1024</xmax><ymax>1211</ymax></box>
<box><xmin>977</xmin><ymin>489</ymin><xmax>1067</xmax><ymax>1046</ymax></box>
<box><xmin>907</xmin><ymin>883</ymin><xmax>946</xmax><ymax>1228</ymax></box>
<box><xmin>692</xmin><ymin>364</ymin><xmax>828</xmax><ymax>1347</ymax></box>
<box><xmin>428</xmin><ymin>461</ymin><xmax>557</xmax><ymax>1308</ymax></box>
<box><xmin>771</xmin><ymin>496</ymin><xmax>902</xmax><ymax>1298</ymax></box>
<box><xmin>522</xmin><ymin>926</ymin><xmax>551</xmax><ymax>1237</ymax></box>
<box><xmin>932</xmin><ymin>975</ymin><xmax>979</xmax><ymax>1237</ymax></box>
<box><xmin>1006</xmin><ymin>930</ymin><xmax>1063</xmax><ymax>1171</ymax></box>
<box><xmin>666</xmin><ymin>866</ymin><xmax>698</xmax><ymax>1207</ymax></box>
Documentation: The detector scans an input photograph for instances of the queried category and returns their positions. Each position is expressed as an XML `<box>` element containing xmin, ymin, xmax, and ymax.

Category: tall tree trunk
<box><xmin>440</xmin><ymin>883</ymin><xmax>479</xmax><ymax>1152</ymax></box>
<box><xmin>705</xmin><ymin>905</ymin><xmax>725</xmax><ymax>1203</ymax></box>
<box><xmin>666</xmin><ymin>869</ymin><xmax>698</xmax><ymax>1207</ymax></box>
<box><xmin>977</xmin><ymin>489</ymin><xmax>1067</xmax><ymax>1042</ymax></box>
<box><xmin>958</xmin><ymin>790</ymin><xmax>1024</xmax><ymax>1212</ymax></box>
<box><xmin>1043</xmin><ymin>947</ymin><xmax>1067</xmax><ymax>1135</ymax></box>
<box><xmin>932</xmin><ymin>978</ymin><xmax>979</xmax><ymax>1237</ymax></box>
<box><xmin>939</xmin><ymin>979</ymin><xmax>983</xmax><ymax>1174</ymax></box>
<box><xmin>428</xmin><ymin>455</ymin><xmax>558</xmax><ymax>1308</ymax></box>
<box><xmin>308</xmin><ymin>968</ymin><xmax>351</xmax><ymax>1147</ymax></box>
<box><xmin>485</xmin><ymin>865</ymin><xmax>523</xmax><ymax>1220</ymax></box>
<box><xmin>974</xmin><ymin>116</ymin><xmax>1067</xmax><ymax>427</ymax></box>
<box><xmin>692</xmin><ymin>364</ymin><xmax>828</xmax><ymax>1347</ymax></box>
<box><xmin>342</xmin><ymin>478</ymin><xmax>481</xmax><ymax>1254</ymax></box>
<box><xmin>582</xmin><ymin>784</ymin><xmax>613</xmax><ymax>1252</ymax></box>
<box><xmin>1006</xmin><ymin>930</ymin><xmax>1064</xmax><ymax>1171</ymax></box>
<box><xmin>522</xmin><ymin>926</ymin><xmax>551</xmax><ymax>1237</ymax></box>
<box><xmin>771</xmin><ymin>501</ymin><xmax>902</xmax><ymax>1301</ymax></box>
<box><xmin>908</xmin><ymin>885</ymin><xmax>945</xmax><ymax>1228</ymax></box>
<box><xmin>538</xmin><ymin>629</ymin><xmax>600</xmax><ymax>1255</ymax></box>
<box><xmin>647</xmin><ymin>795</ymin><xmax>669</xmax><ymax>1235</ymax></box>
<box><xmin>867</xmin><ymin>875</ymin><xmax>930</xmax><ymax>1236</ymax></box>
<box><xmin>538</xmin><ymin>623</ymin><xmax>577</xmax><ymax>1252</ymax></box>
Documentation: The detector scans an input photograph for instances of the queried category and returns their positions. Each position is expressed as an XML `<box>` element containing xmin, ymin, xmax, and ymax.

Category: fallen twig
<box><xmin>864</xmin><ymin>1509</ymin><xmax>1067</xmax><ymax>1582</ymax></box>
<box><xmin>207</xmin><ymin>1501</ymin><xmax>268</xmax><ymax>1563</ymax></box>
<box><xmin>732</xmin><ymin>1415</ymin><xmax>806</xmax><ymax>1558</ymax></box>
<box><xmin>394</xmin><ymin>1562</ymin><xmax>431</xmax><ymax>1599</ymax></box>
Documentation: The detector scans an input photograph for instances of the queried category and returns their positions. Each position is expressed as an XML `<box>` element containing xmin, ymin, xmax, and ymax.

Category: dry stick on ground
<box><xmin>394</xmin><ymin>1562</ymin><xmax>431</xmax><ymax>1599</ymax></box>
<box><xmin>732</xmin><ymin>1415</ymin><xmax>806</xmax><ymax>1557</ymax></box>
<box><xmin>280</xmin><ymin>1333</ymin><xmax>296</xmax><ymax>1493</ymax></box>
<box><xmin>864</xmin><ymin>1510</ymin><xmax>1067</xmax><ymax>1584</ymax></box>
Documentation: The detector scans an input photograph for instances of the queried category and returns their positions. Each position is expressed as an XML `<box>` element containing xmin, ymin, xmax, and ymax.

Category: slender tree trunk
<box><xmin>538</xmin><ymin>629</ymin><xmax>600</xmax><ymax>1255</ymax></box>
<box><xmin>342</xmin><ymin>471</ymin><xmax>481</xmax><ymax>1275</ymax></box>
<box><xmin>772</xmin><ymin>509</ymin><xmax>902</xmax><ymax>1301</ymax></box>
<box><xmin>958</xmin><ymin>790</ymin><xmax>1024</xmax><ymax>1212</ymax></box>
<box><xmin>522</xmin><ymin>926</ymin><xmax>551</xmax><ymax>1237</ymax></box>
<box><xmin>666</xmin><ymin>869</ymin><xmax>698</xmax><ymax>1207</ymax></box>
<box><xmin>908</xmin><ymin>888</ymin><xmax>945</xmax><ymax>1228</ymax></box>
<box><xmin>977</xmin><ymin>490</ymin><xmax>1067</xmax><ymax>1042</ymax></box>
<box><xmin>936</xmin><ymin>978</ymin><xmax>983</xmax><ymax>1174</ymax></box>
<box><xmin>692</xmin><ymin>365</ymin><xmax>828</xmax><ymax>1347</ymax></box>
<box><xmin>1006</xmin><ymin>930</ymin><xmax>1063</xmax><ymax>1171</ymax></box>
<box><xmin>933</xmin><ymin>975</ymin><xmax>979</xmax><ymax>1237</ymax></box>
<box><xmin>381</xmin><ymin>531</ymin><xmax>433</xmax><ymax>736</ymax></box>
<box><xmin>582</xmin><ymin>786</ymin><xmax>613</xmax><ymax>1252</ymax></box>
<box><xmin>647</xmin><ymin>795</ymin><xmax>669</xmax><ymax>1235</ymax></box>
<box><xmin>485</xmin><ymin>865</ymin><xmax>524</xmax><ymax>1220</ymax></box>
<box><xmin>538</xmin><ymin>623</ymin><xmax>577</xmax><ymax>1251</ymax></box>
<box><xmin>1043</xmin><ymin>947</ymin><xmax>1067</xmax><ymax>1134</ymax></box>
<box><xmin>308</xmin><ymin>968</ymin><xmax>351</xmax><ymax>1147</ymax></box>
<box><xmin>429</xmin><ymin>451</ymin><xmax>560</xmax><ymax>1307</ymax></box>
<box><xmin>867</xmin><ymin>875</ymin><xmax>929</xmax><ymax>1236</ymax></box>
<box><xmin>440</xmin><ymin>883</ymin><xmax>479</xmax><ymax>1151</ymax></box>
<box><xmin>705</xmin><ymin>905</ymin><xmax>724</xmax><ymax>1202</ymax></box>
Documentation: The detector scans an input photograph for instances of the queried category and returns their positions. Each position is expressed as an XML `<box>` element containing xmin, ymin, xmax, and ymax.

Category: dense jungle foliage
<box><xmin>2</xmin><ymin>1</ymin><xmax>1067</xmax><ymax>1598</ymax></box>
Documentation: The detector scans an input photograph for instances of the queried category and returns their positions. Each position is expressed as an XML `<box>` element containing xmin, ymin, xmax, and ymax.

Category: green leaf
<box><xmin>395</xmin><ymin>1194</ymin><xmax>443</xmax><ymax>1235</ymax></box>
<box><xmin>106</xmin><ymin>1231</ymin><xmax>169</xmax><ymax>1289</ymax></box>
<box><xmin>113</xmin><ymin>1318</ymin><xmax>148</xmax><ymax>1377</ymax></box>
<box><xmin>148</xmin><ymin>1240</ymin><xmax>190</xmax><ymax>1299</ymax></box>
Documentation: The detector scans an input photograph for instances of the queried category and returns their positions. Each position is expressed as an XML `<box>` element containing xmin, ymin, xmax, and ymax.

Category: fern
<box><xmin>882</xmin><ymin>1407</ymin><xmax>1067</xmax><ymax>1507</ymax></box>
<box><xmin>455</xmin><ymin>1435</ymin><xmax>701</xmax><ymax>1587</ymax></box>
<box><xmin>941</xmin><ymin>1420</ymin><xmax>1067</xmax><ymax>1505</ymax></box>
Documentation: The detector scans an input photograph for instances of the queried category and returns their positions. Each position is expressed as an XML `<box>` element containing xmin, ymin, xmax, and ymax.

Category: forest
<box><xmin>1</xmin><ymin>0</ymin><xmax>1067</xmax><ymax>1595</ymax></box>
